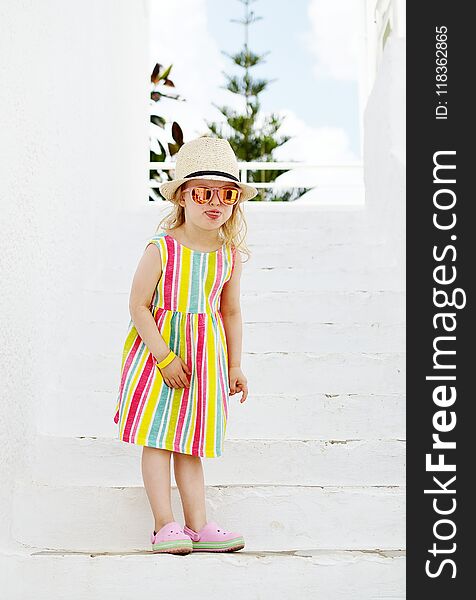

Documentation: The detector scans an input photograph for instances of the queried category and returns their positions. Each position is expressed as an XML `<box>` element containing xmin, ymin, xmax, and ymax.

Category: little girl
<box><xmin>113</xmin><ymin>136</ymin><xmax>258</xmax><ymax>555</ymax></box>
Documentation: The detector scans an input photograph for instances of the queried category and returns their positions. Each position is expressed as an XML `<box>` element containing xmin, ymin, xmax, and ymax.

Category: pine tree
<box><xmin>205</xmin><ymin>0</ymin><xmax>308</xmax><ymax>201</ymax></box>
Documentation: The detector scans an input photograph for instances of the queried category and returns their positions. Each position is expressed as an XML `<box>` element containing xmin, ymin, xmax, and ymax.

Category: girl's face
<box><xmin>178</xmin><ymin>179</ymin><xmax>240</xmax><ymax>229</ymax></box>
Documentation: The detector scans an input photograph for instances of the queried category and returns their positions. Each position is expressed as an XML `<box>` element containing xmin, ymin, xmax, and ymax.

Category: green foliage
<box><xmin>149</xmin><ymin>63</ymin><xmax>185</xmax><ymax>201</ymax></box>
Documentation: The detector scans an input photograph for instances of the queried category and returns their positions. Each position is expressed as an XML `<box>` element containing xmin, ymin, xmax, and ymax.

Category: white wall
<box><xmin>363</xmin><ymin>35</ymin><xmax>406</xmax><ymax>276</ymax></box>
<box><xmin>0</xmin><ymin>0</ymin><xmax>150</xmax><ymax>552</ymax></box>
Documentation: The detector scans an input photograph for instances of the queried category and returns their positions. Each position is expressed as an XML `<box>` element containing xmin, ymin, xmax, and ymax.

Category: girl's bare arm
<box><xmin>220</xmin><ymin>250</ymin><xmax>243</xmax><ymax>368</ymax></box>
<box><xmin>128</xmin><ymin>244</ymin><xmax>171</xmax><ymax>362</ymax></box>
<box><xmin>128</xmin><ymin>243</ymin><xmax>191</xmax><ymax>389</ymax></box>
<box><xmin>220</xmin><ymin>251</ymin><xmax>248</xmax><ymax>402</ymax></box>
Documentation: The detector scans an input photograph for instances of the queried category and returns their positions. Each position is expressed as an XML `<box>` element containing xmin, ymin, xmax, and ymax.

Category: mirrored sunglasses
<box><xmin>185</xmin><ymin>186</ymin><xmax>242</xmax><ymax>206</ymax></box>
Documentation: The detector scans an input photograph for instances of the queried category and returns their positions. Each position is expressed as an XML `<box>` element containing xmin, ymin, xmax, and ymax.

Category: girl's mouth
<box><xmin>205</xmin><ymin>211</ymin><xmax>221</xmax><ymax>219</ymax></box>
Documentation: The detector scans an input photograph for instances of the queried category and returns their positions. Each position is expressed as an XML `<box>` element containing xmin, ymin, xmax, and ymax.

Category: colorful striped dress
<box><xmin>113</xmin><ymin>230</ymin><xmax>236</xmax><ymax>458</ymax></box>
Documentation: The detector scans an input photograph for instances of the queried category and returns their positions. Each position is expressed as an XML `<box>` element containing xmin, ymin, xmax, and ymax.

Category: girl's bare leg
<box><xmin>173</xmin><ymin>452</ymin><xmax>207</xmax><ymax>531</ymax></box>
<box><xmin>141</xmin><ymin>446</ymin><xmax>175</xmax><ymax>532</ymax></box>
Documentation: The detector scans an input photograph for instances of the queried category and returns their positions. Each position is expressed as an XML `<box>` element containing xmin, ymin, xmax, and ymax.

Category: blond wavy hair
<box><xmin>155</xmin><ymin>182</ymin><xmax>252</xmax><ymax>262</ymax></box>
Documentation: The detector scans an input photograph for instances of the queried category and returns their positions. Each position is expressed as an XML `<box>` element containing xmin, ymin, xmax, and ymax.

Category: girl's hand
<box><xmin>229</xmin><ymin>366</ymin><xmax>248</xmax><ymax>403</ymax></box>
<box><xmin>158</xmin><ymin>354</ymin><xmax>191</xmax><ymax>389</ymax></box>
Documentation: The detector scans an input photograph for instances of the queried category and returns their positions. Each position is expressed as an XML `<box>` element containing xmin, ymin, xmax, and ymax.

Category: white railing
<box><xmin>149</xmin><ymin>161</ymin><xmax>363</xmax><ymax>192</ymax></box>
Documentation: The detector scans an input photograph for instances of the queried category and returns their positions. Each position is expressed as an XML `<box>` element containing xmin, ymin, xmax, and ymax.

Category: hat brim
<box><xmin>159</xmin><ymin>174</ymin><xmax>258</xmax><ymax>202</ymax></box>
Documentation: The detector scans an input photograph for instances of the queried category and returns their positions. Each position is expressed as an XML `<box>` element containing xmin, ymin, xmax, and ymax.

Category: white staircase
<box><xmin>7</xmin><ymin>199</ymin><xmax>405</xmax><ymax>598</ymax></box>
<box><xmin>0</xmin><ymin>0</ymin><xmax>406</xmax><ymax>594</ymax></box>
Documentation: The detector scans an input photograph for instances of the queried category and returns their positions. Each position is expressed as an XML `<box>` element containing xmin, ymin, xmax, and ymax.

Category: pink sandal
<box><xmin>183</xmin><ymin>521</ymin><xmax>245</xmax><ymax>552</ymax></box>
<box><xmin>150</xmin><ymin>521</ymin><xmax>193</xmax><ymax>555</ymax></box>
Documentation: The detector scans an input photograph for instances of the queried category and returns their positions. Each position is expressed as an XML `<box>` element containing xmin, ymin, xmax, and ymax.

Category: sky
<box><xmin>149</xmin><ymin>0</ymin><xmax>364</xmax><ymax>164</ymax></box>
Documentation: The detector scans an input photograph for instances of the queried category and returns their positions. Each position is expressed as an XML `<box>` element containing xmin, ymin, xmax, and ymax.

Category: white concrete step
<box><xmin>91</xmin><ymin>238</ymin><xmax>395</xmax><ymax>285</ymax></box>
<box><xmin>243</xmin><ymin>322</ymin><xmax>404</xmax><ymax>353</ymax></box>
<box><xmin>28</xmin><ymin>435</ymin><xmax>405</xmax><ymax>488</ymax></box>
<box><xmin>247</xmin><ymin>240</ymin><xmax>397</xmax><ymax>270</ymax></box>
<box><xmin>85</xmin><ymin>319</ymin><xmax>404</xmax><ymax>356</ymax></box>
<box><xmin>224</xmin><ymin>392</ymin><xmax>405</xmax><ymax>440</ymax></box>
<box><xmin>241</xmin><ymin>265</ymin><xmax>404</xmax><ymax>292</ymax></box>
<box><xmin>241</xmin><ymin>290</ymin><xmax>405</xmax><ymax>324</ymax></box>
<box><xmin>48</xmin><ymin>350</ymin><xmax>405</xmax><ymax>397</ymax></box>
<box><xmin>38</xmin><ymin>350</ymin><xmax>404</xmax><ymax>436</ymax></box>
<box><xmin>3</xmin><ymin>549</ymin><xmax>405</xmax><ymax>600</ymax></box>
<box><xmin>102</xmin><ymin>211</ymin><xmax>383</xmax><ymax>248</ymax></box>
<box><xmin>90</xmin><ymin>213</ymin><xmax>388</xmax><ymax>300</ymax></box>
<box><xmin>246</xmin><ymin>222</ymin><xmax>378</xmax><ymax>247</ymax></box>
<box><xmin>12</xmin><ymin>479</ymin><xmax>404</xmax><ymax>552</ymax></box>
<box><xmin>89</xmin><ymin>205</ymin><xmax>402</xmax><ymax>296</ymax></box>
<box><xmin>39</xmin><ymin>390</ymin><xmax>405</xmax><ymax>440</ymax></box>
<box><xmin>83</xmin><ymin>288</ymin><xmax>405</xmax><ymax>328</ymax></box>
<box><xmin>101</xmin><ymin>203</ymin><xmax>376</xmax><ymax>242</ymax></box>
<box><xmin>88</xmin><ymin>257</ymin><xmax>404</xmax><ymax>293</ymax></box>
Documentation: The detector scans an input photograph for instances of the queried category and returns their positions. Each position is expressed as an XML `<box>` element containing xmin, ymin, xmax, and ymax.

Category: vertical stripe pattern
<box><xmin>113</xmin><ymin>231</ymin><xmax>236</xmax><ymax>458</ymax></box>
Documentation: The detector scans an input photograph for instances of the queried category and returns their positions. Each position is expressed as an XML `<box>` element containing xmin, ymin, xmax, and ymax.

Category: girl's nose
<box><xmin>209</xmin><ymin>190</ymin><xmax>222</xmax><ymax>205</ymax></box>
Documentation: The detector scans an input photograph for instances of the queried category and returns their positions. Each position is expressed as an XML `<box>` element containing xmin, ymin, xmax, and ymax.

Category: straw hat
<box><xmin>159</xmin><ymin>136</ymin><xmax>258</xmax><ymax>202</ymax></box>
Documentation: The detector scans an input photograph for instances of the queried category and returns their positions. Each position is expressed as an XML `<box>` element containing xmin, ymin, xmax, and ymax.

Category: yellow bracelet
<box><xmin>156</xmin><ymin>350</ymin><xmax>176</xmax><ymax>369</ymax></box>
